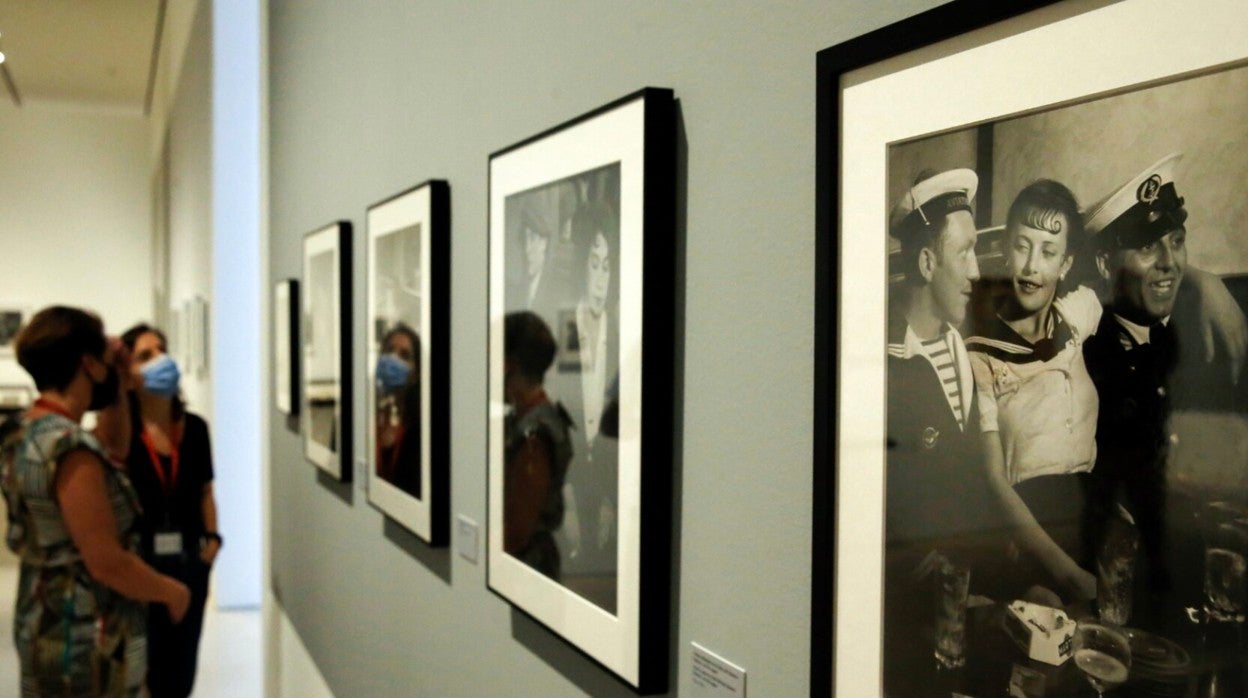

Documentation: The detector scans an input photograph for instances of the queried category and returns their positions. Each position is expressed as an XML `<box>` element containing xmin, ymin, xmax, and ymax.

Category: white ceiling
<box><xmin>0</xmin><ymin>0</ymin><xmax>162</xmax><ymax>109</ymax></box>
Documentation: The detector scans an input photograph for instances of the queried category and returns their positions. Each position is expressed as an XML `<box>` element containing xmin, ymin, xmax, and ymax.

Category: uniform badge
<box><xmin>1137</xmin><ymin>174</ymin><xmax>1163</xmax><ymax>205</ymax></box>
<box><xmin>922</xmin><ymin>426</ymin><xmax>940</xmax><ymax>449</ymax></box>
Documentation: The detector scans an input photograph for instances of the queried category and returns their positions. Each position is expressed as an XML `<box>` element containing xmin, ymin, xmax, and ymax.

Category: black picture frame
<box><xmin>364</xmin><ymin>180</ymin><xmax>451</xmax><ymax>546</ymax></box>
<box><xmin>302</xmin><ymin>221</ymin><xmax>353</xmax><ymax>482</ymax></box>
<box><xmin>814</xmin><ymin>2</ymin><xmax>1146</xmax><ymax>695</ymax></box>
<box><xmin>274</xmin><ymin>278</ymin><xmax>300</xmax><ymax>416</ymax></box>
<box><xmin>486</xmin><ymin>87</ymin><xmax>675</xmax><ymax>693</ymax></box>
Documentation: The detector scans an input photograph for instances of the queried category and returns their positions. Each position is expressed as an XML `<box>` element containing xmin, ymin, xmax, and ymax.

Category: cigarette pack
<box><xmin>1003</xmin><ymin>600</ymin><xmax>1076</xmax><ymax>666</ymax></box>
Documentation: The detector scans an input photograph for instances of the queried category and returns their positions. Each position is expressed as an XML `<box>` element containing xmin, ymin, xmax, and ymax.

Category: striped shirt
<box><xmin>919</xmin><ymin>334</ymin><xmax>964</xmax><ymax>430</ymax></box>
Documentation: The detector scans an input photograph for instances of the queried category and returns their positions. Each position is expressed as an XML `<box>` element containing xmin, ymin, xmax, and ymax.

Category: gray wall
<box><xmin>267</xmin><ymin>2</ymin><xmax>940</xmax><ymax>695</ymax></box>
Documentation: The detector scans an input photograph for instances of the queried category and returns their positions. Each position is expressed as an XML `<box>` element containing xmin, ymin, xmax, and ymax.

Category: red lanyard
<box><xmin>140</xmin><ymin>423</ymin><xmax>182</xmax><ymax>496</ymax></box>
<box><xmin>387</xmin><ymin>424</ymin><xmax>405</xmax><ymax>473</ymax></box>
<box><xmin>31</xmin><ymin>397</ymin><xmax>75</xmax><ymax>420</ymax></box>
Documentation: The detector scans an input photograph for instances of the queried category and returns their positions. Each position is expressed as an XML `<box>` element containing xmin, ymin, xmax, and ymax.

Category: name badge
<box><xmin>154</xmin><ymin>531</ymin><xmax>184</xmax><ymax>556</ymax></box>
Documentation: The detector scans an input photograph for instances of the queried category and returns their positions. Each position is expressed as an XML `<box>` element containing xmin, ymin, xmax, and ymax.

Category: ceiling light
<box><xmin>0</xmin><ymin>52</ymin><xmax>6</xmax><ymax>65</ymax></box>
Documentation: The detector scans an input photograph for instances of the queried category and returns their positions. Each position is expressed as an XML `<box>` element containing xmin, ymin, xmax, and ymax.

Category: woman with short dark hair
<box><xmin>0</xmin><ymin>305</ymin><xmax>190</xmax><ymax>697</ymax></box>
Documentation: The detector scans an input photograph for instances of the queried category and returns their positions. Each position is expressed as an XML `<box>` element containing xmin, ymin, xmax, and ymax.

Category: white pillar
<box><xmin>211</xmin><ymin>0</ymin><xmax>263</xmax><ymax>608</ymax></box>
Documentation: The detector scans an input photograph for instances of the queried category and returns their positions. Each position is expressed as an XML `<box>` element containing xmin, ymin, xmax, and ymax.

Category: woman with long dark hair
<box><xmin>120</xmin><ymin>323</ymin><xmax>220</xmax><ymax>698</ymax></box>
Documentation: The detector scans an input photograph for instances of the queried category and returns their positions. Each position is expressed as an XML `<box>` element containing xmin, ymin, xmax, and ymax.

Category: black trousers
<box><xmin>146</xmin><ymin>555</ymin><xmax>212</xmax><ymax>698</ymax></box>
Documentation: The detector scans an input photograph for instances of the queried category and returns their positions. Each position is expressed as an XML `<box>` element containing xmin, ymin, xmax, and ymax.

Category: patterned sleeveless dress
<box><xmin>0</xmin><ymin>413</ymin><xmax>147</xmax><ymax>697</ymax></box>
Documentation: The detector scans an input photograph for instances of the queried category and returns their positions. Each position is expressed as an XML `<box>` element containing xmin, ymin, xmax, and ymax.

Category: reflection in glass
<box><xmin>504</xmin><ymin>311</ymin><xmax>574</xmax><ymax>581</ymax></box>
<box><xmin>504</xmin><ymin>163</ymin><xmax>622</xmax><ymax>613</ymax></box>
<box><xmin>371</xmin><ymin>222</ymin><xmax>423</xmax><ymax>498</ymax></box>
<box><xmin>306</xmin><ymin>248</ymin><xmax>337</xmax><ymax>453</ymax></box>
<box><xmin>375</xmin><ymin>325</ymin><xmax>421</xmax><ymax>497</ymax></box>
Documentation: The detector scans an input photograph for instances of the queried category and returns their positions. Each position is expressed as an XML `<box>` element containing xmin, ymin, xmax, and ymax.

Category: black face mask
<box><xmin>88</xmin><ymin>365</ymin><xmax>120</xmax><ymax>411</ymax></box>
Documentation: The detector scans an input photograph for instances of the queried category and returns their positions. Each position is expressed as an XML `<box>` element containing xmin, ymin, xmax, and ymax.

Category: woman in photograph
<box><xmin>375</xmin><ymin>323</ymin><xmax>422</xmax><ymax>497</ymax></box>
<box><xmin>966</xmin><ymin>180</ymin><xmax>1103</xmax><ymax>603</ymax></box>
<box><xmin>0</xmin><ymin>307</ymin><xmax>190</xmax><ymax>696</ymax></box>
<box><xmin>121</xmin><ymin>323</ymin><xmax>220</xmax><ymax>698</ymax></box>
<box><xmin>553</xmin><ymin>199</ymin><xmax>621</xmax><ymax>609</ymax></box>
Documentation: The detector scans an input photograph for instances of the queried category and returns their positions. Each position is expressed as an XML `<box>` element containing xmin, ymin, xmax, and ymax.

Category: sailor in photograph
<box><xmin>883</xmin><ymin>168</ymin><xmax>1006</xmax><ymax>691</ymax></box>
<box><xmin>1082</xmin><ymin>152</ymin><xmax>1248</xmax><ymax>629</ymax></box>
<box><xmin>886</xmin><ymin>168</ymin><xmax>999</xmax><ymax>546</ymax></box>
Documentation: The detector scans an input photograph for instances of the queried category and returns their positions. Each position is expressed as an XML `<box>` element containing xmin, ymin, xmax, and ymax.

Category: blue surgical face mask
<box><xmin>140</xmin><ymin>354</ymin><xmax>181</xmax><ymax>397</ymax></box>
<box><xmin>376</xmin><ymin>353</ymin><xmax>412</xmax><ymax>393</ymax></box>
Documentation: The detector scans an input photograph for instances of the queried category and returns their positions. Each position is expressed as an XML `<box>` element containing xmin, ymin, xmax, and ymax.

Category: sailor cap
<box><xmin>889</xmin><ymin>168</ymin><xmax>978</xmax><ymax>242</ymax></box>
<box><xmin>1083</xmin><ymin>152</ymin><xmax>1187</xmax><ymax>250</ymax></box>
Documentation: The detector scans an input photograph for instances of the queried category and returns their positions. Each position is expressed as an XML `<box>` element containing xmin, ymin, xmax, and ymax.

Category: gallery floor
<box><xmin>0</xmin><ymin>547</ymin><xmax>262</xmax><ymax>697</ymax></box>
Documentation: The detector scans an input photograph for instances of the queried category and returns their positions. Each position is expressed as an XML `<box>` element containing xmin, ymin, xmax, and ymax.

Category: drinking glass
<box><xmin>933</xmin><ymin>559</ymin><xmax>970</xmax><ymax>669</ymax></box>
<box><xmin>1073</xmin><ymin>623</ymin><xmax>1132</xmax><ymax>696</ymax></box>
<box><xmin>1204</xmin><ymin>520</ymin><xmax>1248</xmax><ymax>623</ymax></box>
<box><xmin>1097</xmin><ymin>514</ymin><xmax>1138</xmax><ymax>626</ymax></box>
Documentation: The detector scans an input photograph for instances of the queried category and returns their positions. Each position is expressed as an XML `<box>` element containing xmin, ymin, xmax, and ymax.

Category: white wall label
<box><xmin>690</xmin><ymin>642</ymin><xmax>746</xmax><ymax>697</ymax></box>
<box><xmin>456</xmin><ymin>514</ymin><xmax>479</xmax><ymax>564</ymax></box>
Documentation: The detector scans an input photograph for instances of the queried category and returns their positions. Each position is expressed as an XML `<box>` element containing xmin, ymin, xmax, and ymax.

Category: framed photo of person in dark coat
<box><xmin>486</xmin><ymin>88</ymin><xmax>676</xmax><ymax>693</ymax></box>
<box><xmin>814</xmin><ymin>2</ymin><xmax>1248</xmax><ymax>696</ymax></box>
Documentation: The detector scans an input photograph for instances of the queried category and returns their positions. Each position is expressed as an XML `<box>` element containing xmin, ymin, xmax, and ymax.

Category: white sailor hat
<box><xmin>889</xmin><ymin>168</ymin><xmax>978</xmax><ymax>242</ymax></box>
<box><xmin>1083</xmin><ymin>152</ymin><xmax>1188</xmax><ymax>250</ymax></box>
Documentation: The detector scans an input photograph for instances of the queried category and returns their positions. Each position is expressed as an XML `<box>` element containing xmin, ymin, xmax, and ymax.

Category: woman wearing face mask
<box><xmin>0</xmin><ymin>306</ymin><xmax>190</xmax><ymax>696</ymax></box>
<box><xmin>375</xmin><ymin>324</ymin><xmax>421</xmax><ymax>497</ymax></box>
<box><xmin>119</xmin><ymin>323</ymin><xmax>219</xmax><ymax>698</ymax></box>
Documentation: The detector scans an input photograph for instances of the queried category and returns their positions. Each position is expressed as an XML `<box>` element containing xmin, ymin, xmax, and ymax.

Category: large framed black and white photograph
<box><xmin>814</xmin><ymin>1</ymin><xmax>1248</xmax><ymax>696</ymax></box>
<box><xmin>302</xmin><ymin>222</ymin><xmax>352</xmax><ymax>481</ymax></box>
<box><xmin>274</xmin><ymin>279</ymin><xmax>299</xmax><ymax>416</ymax></box>
<box><xmin>365</xmin><ymin>181</ymin><xmax>450</xmax><ymax>545</ymax></box>
<box><xmin>487</xmin><ymin>88</ymin><xmax>675</xmax><ymax>692</ymax></box>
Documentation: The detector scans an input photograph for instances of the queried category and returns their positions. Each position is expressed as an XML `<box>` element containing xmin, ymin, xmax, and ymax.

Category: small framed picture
<box><xmin>302</xmin><ymin>221</ymin><xmax>352</xmax><ymax>481</ymax></box>
<box><xmin>365</xmin><ymin>180</ymin><xmax>450</xmax><ymax>545</ymax></box>
<box><xmin>193</xmin><ymin>295</ymin><xmax>210</xmax><ymax>377</ymax></box>
<box><xmin>0</xmin><ymin>308</ymin><xmax>27</xmax><ymax>357</ymax></box>
<box><xmin>181</xmin><ymin>298</ymin><xmax>194</xmax><ymax>371</ymax></box>
<box><xmin>487</xmin><ymin>87</ymin><xmax>676</xmax><ymax>693</ymax></box>
<box><xmin>814</xmin><ymin>1</ymin><xmax>1248</xmax><ymax>695</ymax></box>
<box><xmin>274</xmin><ymin>279</ymin><xmax>300</xmax><ymax>416</ymax></box>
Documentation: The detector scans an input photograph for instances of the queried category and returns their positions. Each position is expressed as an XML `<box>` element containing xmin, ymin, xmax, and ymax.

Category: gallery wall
<box><xmin>0</xmin><ymin>102</ymin><xmax>151</xmax><ymax>393</ymax></box>
<box><xmin>161</xmin><ymin>0</ymin><xmax>265</xmax><ymax>608</ymax></box>
<box><xmin>166</xmin><ymin>0</ymin><xmax>214</xmax><ymax>418</ymax></box>
<box><xmin>267</xmin><ymin>1</ymin><xmax>940</xmax><ymax>695</ymax></box>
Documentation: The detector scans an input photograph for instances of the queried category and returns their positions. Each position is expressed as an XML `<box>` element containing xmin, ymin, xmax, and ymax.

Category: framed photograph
<box><xmin>167</xmin><ymin>305</ymin><xmax>182</xmax><ymax>367</ymax></box>
<box><xmin>302</xmin><ymin>221</ymin><xmax>353</xmax><ymax>481</ymax></box>
<box><xmin>815</xmin><ymin>1</ymin><xmax>1248</xmax><ymax>696</ymax></box>
<box><xmin>365</xmin><ymin>181</ymin><xmax>450</xmax><ymax>545</ymax></box>
<box><xmin>181</xmin><ymin>298</ymin><xmax>194</xmax><ymax>371</ymax></box>
<box><xmin>193</xmin><ymin>295</ymin><xmax>210</xmax><ymax>377</ymax></box>
<box><xmin>487</xmin><ymin>88</ymin><xmax>675</xmax><ymax>692</ymax></box>
<box><xmin>0</xmin><ymin>308</ymin><xmax>25</xmax><ymax>357</ymax></box>
<box><xmin>274</xmin><ymin>279</ymin><xmax>300</xmax><ymax>416</ymax></box>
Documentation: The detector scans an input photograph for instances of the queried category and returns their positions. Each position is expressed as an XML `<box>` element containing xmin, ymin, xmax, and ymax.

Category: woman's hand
<box><xmin>1058</xmin><ymin>564</ymin><xmax>1098</xmax><ymax>602</ymax></box>
<box><xmin>105</xmin><ymin>336</ymin><xmax>136</xmax><ymax>392</ymax></box>
<box><xmin>166</xmin><ymin>580</ymin><xmax>191</xmax><ymax>623</ymax></box>
<box><xmin>200</xmin><ymin>537</ymin><xmax>221</xmax><ymax>565</ymax></box>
